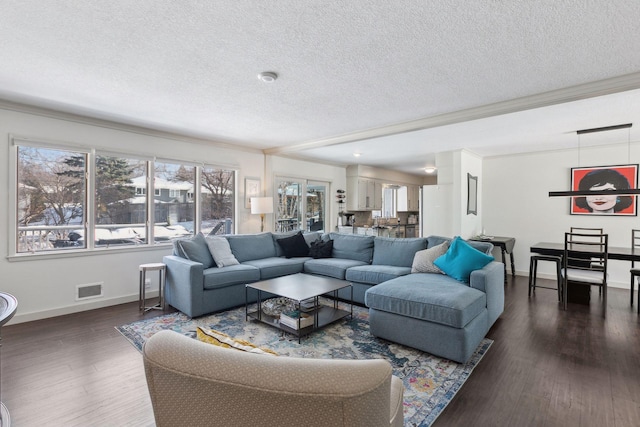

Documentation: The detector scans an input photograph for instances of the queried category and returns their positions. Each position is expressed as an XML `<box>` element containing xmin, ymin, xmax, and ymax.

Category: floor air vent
<box><xmin>76</xmin><ymin>282</ymin><xmax>103</xmax><ymax>300</ymax></box>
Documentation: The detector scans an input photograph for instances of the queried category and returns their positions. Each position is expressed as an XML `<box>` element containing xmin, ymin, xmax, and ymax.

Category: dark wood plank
<box><xmin>436</xmin><ymin>275</ymin><xmax>640</xmax><ymax>427</ymax></box>
<box><xmin>1</xmin><ymin>275</ymin><xmax>639</xmax><ymax>426</ymax></box>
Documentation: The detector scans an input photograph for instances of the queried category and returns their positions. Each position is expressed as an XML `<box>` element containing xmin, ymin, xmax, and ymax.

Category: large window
<box><xmin>200</xmin><ymin>166</ymin><xmax>235</xmax><ymax>236</ymax></box>
<box><xmin>17</xmin><ymin>145</ymin><xmax>87</xmax><ymax>252</ymax></box>
<box><xmin>12</xmin><ymin>138</ymin><xmax>236</xmax><ymax>255</ymax></box>
<box><xmin>275</xmin><ymin>177</ymin><xmax>327</xmax><ymax>233</ymax></box>
<box><xmin>94</xmin><ymin>154</ymin><xmax>146</xmax><ymax>248</ymax></box>
<box><xmin>154</xmin><ymin>161</ymin><xmax>195</xmax><ymax>241</ymax></box>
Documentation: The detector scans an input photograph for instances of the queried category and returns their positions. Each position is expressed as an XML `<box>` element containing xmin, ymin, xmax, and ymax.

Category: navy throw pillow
<box><xmin>309</xmin><ymin>238</ymin><xmax>333</xmax><ymax>259</ymax></box>
<box><xmin>276</xmin><ymin>231</ymin><xmax>310</xmax><ymax>258</ymax></box>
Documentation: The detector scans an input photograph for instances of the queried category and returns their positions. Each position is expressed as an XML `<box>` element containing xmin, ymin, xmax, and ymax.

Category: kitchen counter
<box><xmin>336</xmin><ymin>226</ymin><xmax>408</xmax><ymax>238</ymax></box>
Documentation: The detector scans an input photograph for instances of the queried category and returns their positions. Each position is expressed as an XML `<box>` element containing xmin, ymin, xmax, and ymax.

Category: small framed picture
<box><xmin>467</xmin><ymin>173</ymin><xmax>478</xmax><ymax>215</ymax></box>
<box><xmin>245</xmin><ymin>177</ymin><xmax>261</xmax><ymax>209</ymax></box>
<box><xmin>570</xmin><ymin>164</ymin><xmax>638</xmax><ymax>216</ymax></box>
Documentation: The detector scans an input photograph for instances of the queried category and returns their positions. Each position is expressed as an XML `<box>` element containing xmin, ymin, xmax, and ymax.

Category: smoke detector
<box><xmin>258</xmin><ymin>72</ymin><xmax>278</xmax><ymax>83</ymax></box>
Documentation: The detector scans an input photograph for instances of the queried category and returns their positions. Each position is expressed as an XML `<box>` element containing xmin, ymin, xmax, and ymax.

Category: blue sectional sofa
<box><xmin>163</xmin><ymin>231</ymin><xmax>504</xmax><ymax>363</ymax></box>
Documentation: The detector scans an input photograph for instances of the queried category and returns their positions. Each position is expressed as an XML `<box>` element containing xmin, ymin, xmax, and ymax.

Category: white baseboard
<box><xmin>7</xmin><ymin>290</ymin><xmax>159</xmax><ymax>325</ymax></box>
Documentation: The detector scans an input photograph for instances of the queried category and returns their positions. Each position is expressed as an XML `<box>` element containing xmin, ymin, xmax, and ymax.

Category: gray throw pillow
<box><xmin>206</xmin><ymin>236</ymin><xmax>240</xmax><ymax>268</ymax></box>
<box><xmin>177</xmin><ymin>233</ymin><xmax>214</xmax><ymax>268</ymax></box>
<box><xmin>411</xmin><ymin>241</ymin><xmax>450</xmax><ymax>274</ymax></box>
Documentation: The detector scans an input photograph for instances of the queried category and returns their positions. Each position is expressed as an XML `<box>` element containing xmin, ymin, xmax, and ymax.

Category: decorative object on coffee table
<box><xmin>245</xmin><ymin>273</ymin><xmax>352</xmax><ymax>342</ymax></box>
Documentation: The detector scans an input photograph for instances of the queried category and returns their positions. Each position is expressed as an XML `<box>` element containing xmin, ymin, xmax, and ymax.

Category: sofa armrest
<box><xmin>163</xmin><ymin>255</ymin><xmax>205</xmax><ymax>317</ymax></box>
<box><xmin>469</xmin><ymin>261</ymin><xmax>504</xmax><ymax>326</ymax></box>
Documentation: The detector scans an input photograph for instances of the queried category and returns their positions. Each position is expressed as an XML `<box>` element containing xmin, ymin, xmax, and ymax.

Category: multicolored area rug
<box><xmin>117</xmin><ymin>303</ymin><xmax>491</xmax><ymax>427</ymax></box>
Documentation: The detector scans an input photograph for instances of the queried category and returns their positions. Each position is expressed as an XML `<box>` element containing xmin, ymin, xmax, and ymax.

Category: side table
<box><xmin>470</xmin><ymin>236</ymin><xmax>516</xmax><ymax>283</ymax></box>
<box><xmin>139</xmin><ymin>263</ymin><xmax>166</xmax><ymax>312</ymax></box>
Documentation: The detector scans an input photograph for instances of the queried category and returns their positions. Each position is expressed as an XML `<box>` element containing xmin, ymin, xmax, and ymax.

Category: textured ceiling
<box><xmin>2</xmin><ymin>1</ymin><xmax>640</xmax><ymax>175</ymax></box>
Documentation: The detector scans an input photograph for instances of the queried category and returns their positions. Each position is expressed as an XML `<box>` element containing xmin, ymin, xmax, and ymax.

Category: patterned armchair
<box><xmin>143</xmin><ymin>330</ymin><xmax>404</xmax><ymax>427</ymax></box>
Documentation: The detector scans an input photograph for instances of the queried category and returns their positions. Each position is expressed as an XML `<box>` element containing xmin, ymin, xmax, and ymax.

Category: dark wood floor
<box><xmin>1</xmin><ymin>275</ymin><xmax>639</xmax><ymax>426</ymax></box>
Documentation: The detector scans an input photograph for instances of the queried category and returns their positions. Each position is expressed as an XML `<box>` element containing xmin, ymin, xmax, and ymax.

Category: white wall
<box><xmin>483</xmin><ymin>142</ymin><xmax>640</xmax><ymax>289</ymax></box>
<box><xmin>1</xmin><ymin>107</ymin><xmax>267</xmax><ymax>323</ymax></box>
<box><xmin>459</xmin><ymin>150</ymin><xmax>483</xmax><ymax>237</ymax></box>
<box><xmin>422</xmin><ymin>150</ymin><xmax>482</xmax><ymax>238</ymax></box>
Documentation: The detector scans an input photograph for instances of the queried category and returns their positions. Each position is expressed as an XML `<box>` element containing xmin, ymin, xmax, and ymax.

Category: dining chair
<box><xmin>630</xmin><ymin>229</ymin><xmax>640</xmax><ymax>313</ymax></box>
<box><xmin>570</xmin><ymin>227</ymin><xmax>605</xmax><ymax>295</ymax></box>
<box><xmin>562</xmin><ymin>231</ymin><xmax>608</xmax><ymax>317</ymax></box>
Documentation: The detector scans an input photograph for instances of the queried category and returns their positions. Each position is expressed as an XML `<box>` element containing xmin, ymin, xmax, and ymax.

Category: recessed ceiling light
<box><xmin>424</xmin><ymin>167</ymin><xmax>437</xmax><ymax>174</ymax></box>
<box><xmin>258</xmin><ymin>72</ymin><xmax>278</xmax><ymax>83</ymax></box>
<box><xmin>353</xmin><ymin>152</ymin><xmax>362</xmax><ymax>157</ymax></box>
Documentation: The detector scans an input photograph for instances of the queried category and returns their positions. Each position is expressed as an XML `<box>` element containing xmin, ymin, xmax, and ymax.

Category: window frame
<box><xmin>9</xmin><ymin>136</ymin><xmax>238</xmax><ymax>259</ymax></box>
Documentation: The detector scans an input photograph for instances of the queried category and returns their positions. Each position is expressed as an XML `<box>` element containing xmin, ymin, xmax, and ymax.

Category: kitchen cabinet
<box><xmin>347</xmin><ymin>177</ymin><xmax>382</xmax><ymax>210</ymax></box>
<box><xmin>397</xmin><ymin>185</ymin><xmax>419</xmax><ymax>212</ymax></box>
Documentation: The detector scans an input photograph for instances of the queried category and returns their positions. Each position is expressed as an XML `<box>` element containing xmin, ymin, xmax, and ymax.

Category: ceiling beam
<box><xmin>264</xmin><ymin>71</ymin><xmax>640</xmax><ymax>155</ymax></box>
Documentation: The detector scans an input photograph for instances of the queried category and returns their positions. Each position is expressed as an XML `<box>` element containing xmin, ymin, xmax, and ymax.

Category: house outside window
<box><xmin>12</xmin><ymin>138</ymin><xmax>237</xmax><ymax>255</ymax></box>
<box><xmin>94</xmin><ymin>154</ymin><xmax>147</xmax><ymax>247</ymax></box>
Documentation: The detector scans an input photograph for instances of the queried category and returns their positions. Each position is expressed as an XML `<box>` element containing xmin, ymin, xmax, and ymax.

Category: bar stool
<box><xmin>529</xmin><ymin>255</ymin><xmax>563</xmax><ymax>301</ymax></box>
<box><xmin>139</xmin><ymin>263</ymin><xmax>166</xmax><ymax>312</ymax></box>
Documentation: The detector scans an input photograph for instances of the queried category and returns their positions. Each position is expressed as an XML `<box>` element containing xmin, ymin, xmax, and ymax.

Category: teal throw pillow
<box><xmin>177</xmin><ymin>233</ymin><xmax>215</xmax><ymax>268</ymax></box>
<box><xmin>433</xmin><ymin>236</ymin><xmax>493</xmax><ymax>283</ymax></box>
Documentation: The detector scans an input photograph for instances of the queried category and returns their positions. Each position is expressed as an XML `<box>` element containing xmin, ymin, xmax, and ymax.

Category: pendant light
<box><xmin>548</xmin><ymin>123</ymin><xmax>640</xmax><ymax>197</ymax></box>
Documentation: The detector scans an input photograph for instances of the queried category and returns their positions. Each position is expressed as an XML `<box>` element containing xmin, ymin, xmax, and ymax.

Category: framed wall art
<box><xmin>245</xmin><ymin>177</ymin><xmax>261</xmax><ymax>209</ymax></box>
<box><xmin>570</xmin><ymin>164</ymin><xmax>638</xmax><ymax>216</ymax></box>
<box><xmin>467</xmin><ymin>173</ymin><xmax>477</xmax><ymax>215</ymax></box>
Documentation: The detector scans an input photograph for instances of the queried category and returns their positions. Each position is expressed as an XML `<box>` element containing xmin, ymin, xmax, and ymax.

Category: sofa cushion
<box><xmin>303</xmin><ymin>257</ymin><xmax>368</xmax><ymax>280</ymax></box>
<box><xmin>203</xmin><ymin>264</ymin><xmax>261</xmax><ymax>290</ymax></box>
<box><xmin>372</xmin><ymin>237</ymin><xmax>427</xmax><ymax>267</ymax></box>
<box><xmin>243</xmin><ymin>257</ymin><xmax>309</xmax><ymax>280</ymax></box>
<box><xmin>309</xmin><ymin>239</ymin><xmax>333</xmax><ymax>258</ymax></box>
<box><xmin>275</xmin><ymin>231</ymin><xmax>310</xmax><ymax>258</ymax></box>
<box><xmin>226</xmin><ymin>233</ymin><xmax>277</xmax><ymax>263</ymax></box>
<box><xmin>206</xmin><ymin>236</ymin><xmax>240</xmax><ymax>268</ymax></box>
<box><xmin>176</xmin><ymin>233</ymin><xmax>214</xmax><ymax>268</ymax></box>
<box><xmin>302</xmin><ymin>231</ymin><xmax>323</xmax><ymax>246</ymax></box>
<box><xmin>434</xmin><ymin>236</ymin><xmax>494</xmax><ymax>283</ymax></box>
<box><xmin>346</xmin><ymin>265</ymin><xmax>411</xmax><ymax>285</ymax></box>
<box><xmin>427</xmin><ymin>235</ymin><xmax>493</xmax><ymax>255</ymax></box>
<box><xmin>364</xmin><ymin>274</ymin><xmax>486</xmax><ymax>329</ymax></box>
<box><xmin>411</xmin><ymin>241</ymin><xmax>450</xmax><ymax>274</ymax></box>
<box><xmin>329</xmin><ymin>233</ymin><xmax>374</xmax><ymax>263</ymax></box>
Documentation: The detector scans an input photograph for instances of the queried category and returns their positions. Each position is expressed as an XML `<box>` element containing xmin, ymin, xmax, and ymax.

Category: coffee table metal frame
<box><xmin>245</xmin><ymin>273</ymin><xmax>353</xmax><ymax>342</ymax></box>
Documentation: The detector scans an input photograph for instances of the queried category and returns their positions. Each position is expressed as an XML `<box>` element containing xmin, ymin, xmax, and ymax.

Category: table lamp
<box><xmin>250</xmin><ymin>197</ymin><xmax>273</xmax><ymax>232</ymax></box>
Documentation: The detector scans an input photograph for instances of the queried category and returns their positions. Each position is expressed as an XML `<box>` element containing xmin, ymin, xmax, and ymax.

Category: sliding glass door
<box><xmin>275</xmin><ymin>177</ymin><xmax>328</xmax><ymax>233</ymax></box>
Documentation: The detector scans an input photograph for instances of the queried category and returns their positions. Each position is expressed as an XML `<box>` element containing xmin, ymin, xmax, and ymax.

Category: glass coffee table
<box><xmin>245</xmin><ymin>273</ymin><xmax>352</xmax><ymax>342</ymax></box>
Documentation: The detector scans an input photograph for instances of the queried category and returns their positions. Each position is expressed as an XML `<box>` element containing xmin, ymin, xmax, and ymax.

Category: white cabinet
<box><xmin>347</xmin><ymin>177</ymin><xmax>382</xmax><ymax>210</ymax></box>
<box><xmin>372</xmin><ymin>180</ymin><xmax>383</xmax><ymax>210</ymax></box>
<box><xmin>397</xmin><ymin>185</ymin><xmax>419</xmax><ymax>212</ymax></box>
